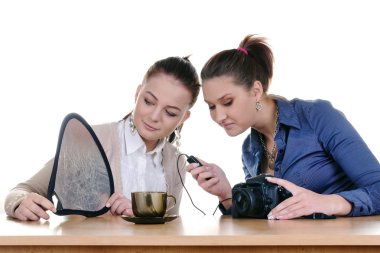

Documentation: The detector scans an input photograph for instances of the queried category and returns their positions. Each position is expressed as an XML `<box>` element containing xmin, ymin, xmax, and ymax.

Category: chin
<box><xmin>224</xmin><ymin>125</ymin><xmax>248</xmax><ymax>137</ymax></box>
<box><xmin>224</xmin><ymin>129</ymin><xmax>241</xmax><ymax>137</ymax></box>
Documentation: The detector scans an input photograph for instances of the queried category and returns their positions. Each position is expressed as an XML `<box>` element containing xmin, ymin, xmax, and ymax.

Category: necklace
<box><xmin>258</xmin><ymin>105</ymin><xmax>279</xmax><ymax>163</ymax></box>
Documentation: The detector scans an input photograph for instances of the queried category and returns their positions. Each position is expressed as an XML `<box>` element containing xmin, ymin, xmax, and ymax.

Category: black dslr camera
<box><xmin>232</xmin><ymin>174</ymin><xmax>292</xmax><ymax>218</ymax></box>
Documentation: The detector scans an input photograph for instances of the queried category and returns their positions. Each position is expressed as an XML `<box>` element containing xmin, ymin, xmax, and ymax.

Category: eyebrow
<box><xmin>204</xmin><ymin>93</ymin><xmax>232</xmax><ymax>104</ymax></box>
<box><xmin>146</xmin><ymin>91</ymin><xmax>181</xmax><ymax>111</ymax></box>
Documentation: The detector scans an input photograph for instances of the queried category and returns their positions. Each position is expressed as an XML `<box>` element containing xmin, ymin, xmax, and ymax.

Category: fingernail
<box><xmin>267</xmin><ymin>214</ymin><xmax>274</xmax><ymax>220</ymax></box>
<box><xmin>106</xmin><ymin>202</ymin><xmax>110</xmax><ymax>208</ymax></box>
<box><xmin>193</xmin><ymin>163</ymin><xmax>200</xmax><ymax>168</ymax></box>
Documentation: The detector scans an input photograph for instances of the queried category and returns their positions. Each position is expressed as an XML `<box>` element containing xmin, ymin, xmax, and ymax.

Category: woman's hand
<box><xmin>186</xmin><ymin>158</ymin><xmax>232</xmax><ymax>208</ymax></box>
<box><xmin>266</xmin><ymin>177</ymin><xmax>352</xmax><ymax>220</ymax></box>
<box><xmin>106</xmin><ymin>193</ymin><xmax>133</xmax><ymax>216</ymax></box>
<box><xmin>14</xmin><ymin>192</ymin><xmax>56</xmax><ymax>221</ymax></box>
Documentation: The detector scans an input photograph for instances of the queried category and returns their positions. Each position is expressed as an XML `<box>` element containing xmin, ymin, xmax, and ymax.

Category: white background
<box><xmin>1</xmin><ymin>0</ymin><xmax>379</xmax><ymax>218</ymax></box>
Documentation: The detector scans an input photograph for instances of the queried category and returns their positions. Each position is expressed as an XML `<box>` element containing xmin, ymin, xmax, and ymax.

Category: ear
<box><xmin>134</xmin><ymin>84</ymin><xmax>142</xmax><ymax>102</ymax></box>
<box><xmin>249</xmin><ymin>81</ymin><xmax>264</xmax><ymax>101</ymax></box>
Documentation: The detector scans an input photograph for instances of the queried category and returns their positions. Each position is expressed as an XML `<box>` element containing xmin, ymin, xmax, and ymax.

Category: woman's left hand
<box><xmin>266</xmin><ymin>177</ymin><xmax>352</xmax><ymax>220</ymax></box>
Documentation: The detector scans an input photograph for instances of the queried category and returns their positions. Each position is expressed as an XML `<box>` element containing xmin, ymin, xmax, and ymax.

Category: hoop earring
<box><xmin>128</xmin><ymin>113</ymin><xmax>136</xmax><ymax>134</ymax></box>
<box><xmin>256</xmin><ymin>101</ymin><xmax>263</xmax><ymax>111</ymax></box>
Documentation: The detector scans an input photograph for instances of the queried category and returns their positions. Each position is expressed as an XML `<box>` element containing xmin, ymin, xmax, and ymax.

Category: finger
<box><xmin>275</xmin><ymin>206</ymin><xmax>306</xmax><ymax>220</ymax></box>
<box><xmin>271</xmin><ymin>199</ymin><xmax>304</xmax><ymax>218</ymax></box>
<box><xmin>110</xmin><ymin>199</ymin><xmax>121</xmax><ymax>215</ymax></box>
<box><xmin>200</xmin><ymin>177</ymin><xmax>220</xmax><ymax>190</ymax></box>
<box><xmin>186</xmin><ymin>163</ymin><xmax>201</xmax><ymax>172</ymax></box>
<box><xmin>196</xmin><ymin>157</ymin><xmax>208</xmax><ymax>166</ymax></box>
<box><xmin>29</xmin><ymin>204</ymin><xmax>50</xmax><ymax>220</ymax></box>
<box><xmin>14</xmin><ymin>207</ymin><xmax>29</xmax><ymax>221</ymax></box>
<box><xmin>123</xmin><ymin>208</ymin><xmax>134</xmax><ymax>216</ymax></box>
<box><xmin>116</xmin><ymin>199</ymin><xmax>132</xmax><ymax>215</ymax></box>
<box><xmin>197</xmin><ymin>170</ymin><xmax>215</xmax><ymax>183</ymax></box>
<box><xmin>270</xmin><ymin>195</ymin><xmax>301</xmax><ymax>214</ymax></box>
<box><xmin>116</xmin><ymin>203</ymin><xmax>130</xmax><ymax>215</ymax></box>
<box><xmin>185</xmin><ymin>164</ymin><xmax>195</xmax><ymax>172</ymax></box>
<box><xmin>265</xmin><ymin>177</ymin><xmax>298</xmax><ymax>193</ymax></box>
<box><xmin>16</xmin><ymin>206</ymin><xmax>41</xmax><ymax>221</ymax></box>
<box><xmin>31</xmin><ymin>194</ymin><xmax>56</xmax><ymax>213</ymax></box>
<box><xmin>269</xmin><ymin>193</ymin><xmax>313</xmax><ymax>220</ymax></box>
<box><xmin>106</xmin><ymin>193</ymin><xmax>124</xmax><ymax>208</ymax></box>
<box><xmin>189</xmin><ymin>166</ymin><xmax>208</xmax><ymax>180</ymax></box>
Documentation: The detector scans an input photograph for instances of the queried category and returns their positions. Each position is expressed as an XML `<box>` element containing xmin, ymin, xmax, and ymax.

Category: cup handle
<box><xmin>166</xmin><ymin>194</ymin><xmax>176</xmax><ymax>212</ymax></box>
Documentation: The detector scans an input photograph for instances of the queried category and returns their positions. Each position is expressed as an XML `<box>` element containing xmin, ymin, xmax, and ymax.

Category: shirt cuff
<box><xmin>218</xmin><ymin>202</ymin><xmax>232</xmax><ymax>215</ymax></box>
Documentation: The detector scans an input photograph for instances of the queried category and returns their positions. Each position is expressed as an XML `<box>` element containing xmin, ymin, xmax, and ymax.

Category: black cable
<box><xmin>177</xmin><ymin>153</ymin><xmax>206</xmax><ymax>215</ymax></box>
<box><xmin>212</xmin><ymin>197</ymin><xmax>232</xmax><ymax>215</ymax></box>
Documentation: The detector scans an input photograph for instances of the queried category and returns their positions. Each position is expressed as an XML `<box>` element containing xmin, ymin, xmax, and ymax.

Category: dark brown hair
<box><xmin>123</xmin><ymin>56</ymin><xmax>201</xmax><ymax>143</ymax></box>
<box><xmin>143</xmin><ymin>56</ymin><xmax>200</xmax><ymax>108</ymax></box>
<box><xmin>201</xmin><ymin>34</ymin><xmax>274</xmax><ymax>92</ymax></box>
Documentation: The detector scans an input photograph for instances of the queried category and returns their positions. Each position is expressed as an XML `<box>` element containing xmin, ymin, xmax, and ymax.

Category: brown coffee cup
<box><xmin>131</xmin><ymin>191</ymin><xmax>176</xmax><ymax>217</ymax></box>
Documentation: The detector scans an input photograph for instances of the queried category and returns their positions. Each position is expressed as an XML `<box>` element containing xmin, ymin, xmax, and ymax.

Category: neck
<box><xmin>256</xmin><ymin>98</ymin><xmax>278</xmax><ymax>139</ymax></box>
<box><xmin>143</xmin><ymin>138</ymin><xmax>159</xmax><ymax>152</ymax></box>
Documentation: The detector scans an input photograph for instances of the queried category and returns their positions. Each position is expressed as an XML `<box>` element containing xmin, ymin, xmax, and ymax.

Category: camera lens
<box><xmin>233</xmin><ymin>189</ymin><xmax>264</xmax><ymax>217</ymax></box>
<box><xmin>234</xmin><ymin>191</ymin><xmax>250</xmax><ymax>212</ymax></box>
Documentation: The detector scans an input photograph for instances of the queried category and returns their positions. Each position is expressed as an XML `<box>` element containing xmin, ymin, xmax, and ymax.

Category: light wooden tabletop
<box><xmin>1</xmin><ymin>214</ymin><xmax>380</xmax><ymax>246</ymax></box>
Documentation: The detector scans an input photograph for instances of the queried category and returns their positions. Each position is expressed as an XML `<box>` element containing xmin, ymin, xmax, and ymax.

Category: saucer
<box><xmin>121</xmin><ymin>214</ymin><xmax>178</xmax><ymax>224</ymax></box>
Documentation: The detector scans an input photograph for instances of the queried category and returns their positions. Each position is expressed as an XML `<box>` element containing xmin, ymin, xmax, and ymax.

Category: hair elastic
<box><xmin>237</xmin><ymin>47</ymin><xmax>248</xmax><ymax>55</ymax></box>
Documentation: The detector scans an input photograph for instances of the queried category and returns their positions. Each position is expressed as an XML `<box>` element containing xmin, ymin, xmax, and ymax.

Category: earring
<box><xmin>128</xmin><ymin>114</ymin><xmax>136</xmax><ymax>134</ymax></box>
<box><xmin>173</xmin><ymin>128</ymin><xmax>181</xmax><ymax>153</ymax></box>
<box><xmin>256</xmin><ymin>101</ymin><xmax>263</xmax><ymax>111</ymax></box>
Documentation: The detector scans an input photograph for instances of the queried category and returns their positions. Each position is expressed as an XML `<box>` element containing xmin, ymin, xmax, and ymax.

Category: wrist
<box><xmin>330</xmin><ymin>194</ymin><xmax>352</xmax><ymax>216</ymax></box>
<box><xmin>218</xmin><ymin>193</ymin><xmax>232</xmax><ymax>209</ymax></box>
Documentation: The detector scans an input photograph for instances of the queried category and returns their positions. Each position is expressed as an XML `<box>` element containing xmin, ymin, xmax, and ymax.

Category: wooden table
<box><xmin>1</xmin><ymin>213</ymin><xmax>380</xmax><ymax>252</ymax></box>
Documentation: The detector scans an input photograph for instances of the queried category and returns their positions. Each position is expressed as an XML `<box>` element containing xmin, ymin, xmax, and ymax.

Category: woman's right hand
<box><xmin>14</xmin><ymin>192</ymin><xmax>56</xmax><ymax>221</ymax></box>
<box><xmin>186</xmin><ymin>158</ymin><xmax>232</xmax><ymax>207</ymax></box>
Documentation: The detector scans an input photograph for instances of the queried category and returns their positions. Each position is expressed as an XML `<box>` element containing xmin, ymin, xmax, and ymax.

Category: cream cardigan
<box><xmin>4</xmin><ymin>121</ymin><xmax>187</xmax><ymax>218</ymax></box>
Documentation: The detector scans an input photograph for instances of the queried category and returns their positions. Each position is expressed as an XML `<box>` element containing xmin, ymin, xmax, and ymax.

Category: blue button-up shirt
<box><xmin>240</xmin><ymin>98</ymin><xmax>380</xmax><ymax>217</ymax></box>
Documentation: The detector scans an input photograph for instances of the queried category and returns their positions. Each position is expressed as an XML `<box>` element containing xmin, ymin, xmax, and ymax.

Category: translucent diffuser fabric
<box><xmin>47</xmin><ymin>113</ymin><xmax>114</xmax><ymax>217</ymax></box>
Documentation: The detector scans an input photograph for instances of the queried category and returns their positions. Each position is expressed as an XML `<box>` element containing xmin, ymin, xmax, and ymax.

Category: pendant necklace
<box><xmin>258</xmin><ymin>105</ymin><xmax>279</xmax><ymax>166</ymax></box>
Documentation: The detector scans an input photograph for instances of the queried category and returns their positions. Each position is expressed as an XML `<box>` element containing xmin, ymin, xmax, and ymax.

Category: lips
<box><xmin>143</xmin><ymin>121</ymin><xmax>158</xmax><ymax>131</ymax></box>
<box><xmin>221</xmin><ymin>122</ymin><xmax>234</xmax><ymax>129</ymax></box>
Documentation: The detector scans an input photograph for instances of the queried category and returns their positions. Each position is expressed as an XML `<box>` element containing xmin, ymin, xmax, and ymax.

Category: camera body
<box><xmin>232</xmin><ymin>174</ymin><xmax>292</xmax><ymax>218</ymax></box>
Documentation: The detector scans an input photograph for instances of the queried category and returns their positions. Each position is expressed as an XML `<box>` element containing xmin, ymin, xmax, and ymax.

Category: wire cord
<box><xmin>177</xmin><ymin>153</ymin><xmax>206</xmax><ymax>215</ymax></box>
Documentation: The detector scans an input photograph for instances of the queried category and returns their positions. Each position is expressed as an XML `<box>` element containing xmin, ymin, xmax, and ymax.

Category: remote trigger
<box><xmin>187</xmin><ymin>155</ymin><xmax>202</xmax><ymax>167</ymax></box>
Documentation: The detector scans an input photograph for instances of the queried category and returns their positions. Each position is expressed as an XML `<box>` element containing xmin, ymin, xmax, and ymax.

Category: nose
<box><xmin>214</xmin><ymin>107</ymin><xmax>227</xmax><ymax>124</ymax></box>
<box><xmin>150</xmin><ymin>107</ymin><xmax>161</xmax><ymax>122</ymax></box>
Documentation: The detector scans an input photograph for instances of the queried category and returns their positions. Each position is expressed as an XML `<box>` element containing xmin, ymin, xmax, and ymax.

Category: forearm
<box><xmin>4</xmin><ymin>159</ymin><xmax>53</xmax><ymax>217</ymax></box>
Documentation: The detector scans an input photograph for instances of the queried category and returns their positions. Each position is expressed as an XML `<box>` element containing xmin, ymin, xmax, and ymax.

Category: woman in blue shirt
<box><xmin>187</xmin><ymin>34</ymin><xmax>380</xmax><ymax>219</ymax></box>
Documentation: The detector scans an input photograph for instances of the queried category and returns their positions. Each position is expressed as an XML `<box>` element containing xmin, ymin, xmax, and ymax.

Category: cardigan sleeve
<box><xmin>4</xmin><ymin>159</ymin><xmax>54</xmax><ymax>218</ymax></box>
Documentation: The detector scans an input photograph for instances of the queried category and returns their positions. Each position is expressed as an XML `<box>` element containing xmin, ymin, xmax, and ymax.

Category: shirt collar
<box><xmin>273</xmin><ymin>96</ymin><xmax>301</xmax><ymax>130</ymax></box>
<box><xmin>124</xmin><ymin>118</ymin><xmax>166</xmax><ymax>156</ymax></box>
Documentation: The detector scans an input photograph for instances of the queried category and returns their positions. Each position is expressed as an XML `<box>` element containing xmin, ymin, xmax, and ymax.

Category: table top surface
<box><xmin>1</xmin><ymin>214</ymin><xmax>380</xmax><ymax>246</ymax></box>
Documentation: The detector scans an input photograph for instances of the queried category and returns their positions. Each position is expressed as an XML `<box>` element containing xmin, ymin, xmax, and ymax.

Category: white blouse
<box><xmin>118</xmin><ymin>119</ymin><xmax>167</xmax><ymax>200</ymax></box>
